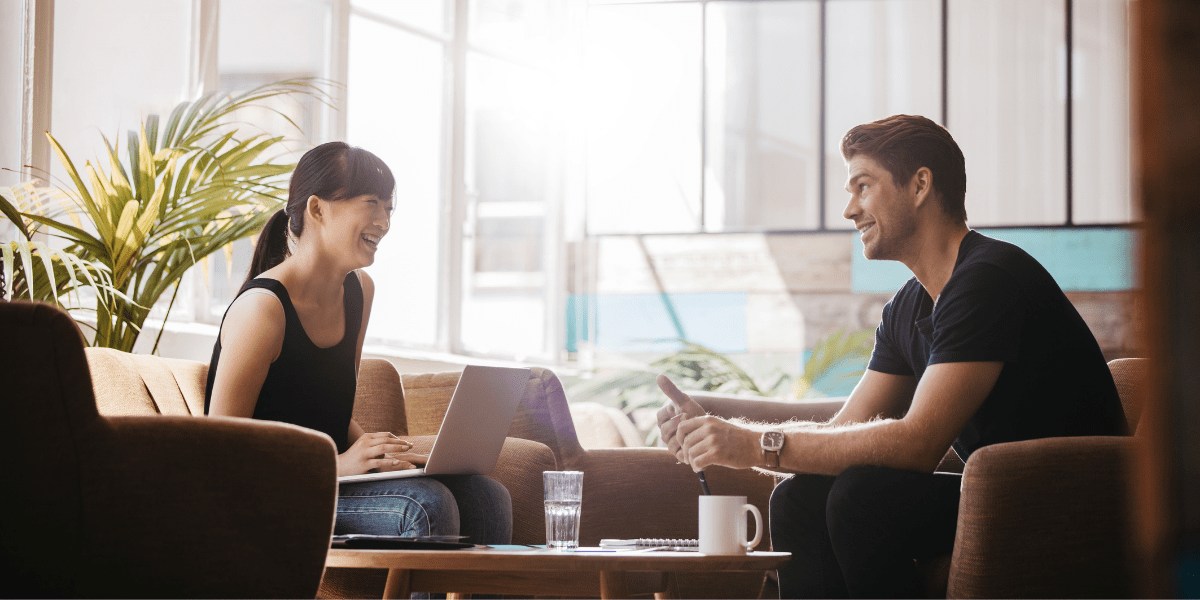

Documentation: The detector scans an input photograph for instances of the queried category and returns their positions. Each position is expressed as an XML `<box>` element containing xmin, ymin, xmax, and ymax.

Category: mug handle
<box><xmin>742</xmin><ymin>504</ymin><xmax>763</xmax><ymax>550</ymax></box>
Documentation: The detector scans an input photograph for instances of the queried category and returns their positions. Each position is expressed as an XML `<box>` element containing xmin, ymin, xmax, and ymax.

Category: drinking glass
<box><xmin>543</xmin><ymin>470</ymin><xmax>583</xmax><ymax>550</ymax></box>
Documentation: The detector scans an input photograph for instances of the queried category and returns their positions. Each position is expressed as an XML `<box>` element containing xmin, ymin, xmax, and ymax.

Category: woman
<box><xmin>204</xmin><ymin>141</ymin><xmax>511</xmax><ymax>545</ymax></box>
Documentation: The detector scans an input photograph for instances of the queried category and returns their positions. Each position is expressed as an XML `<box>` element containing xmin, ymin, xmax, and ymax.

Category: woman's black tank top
<box><xmin>204</xmin><ymin>273</ymin><xmax>362</xmax><ymax>453</ymax></box>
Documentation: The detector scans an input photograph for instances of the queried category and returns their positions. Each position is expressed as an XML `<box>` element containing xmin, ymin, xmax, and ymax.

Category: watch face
<box><xmin>762</xmin><ymin>431</ymin><xmax>784</xmax><ymax>451</ymax></box>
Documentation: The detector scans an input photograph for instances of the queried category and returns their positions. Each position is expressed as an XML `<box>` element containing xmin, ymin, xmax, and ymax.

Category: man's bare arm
<box><xmin>675</xmin><ymin>362</ymin><xmax>1002</xmax><ymax>475</ymax></box>
<box><xmin>770</xmin><ymin>369</ymin><xmax>917</xmax><ymax>433</ymax></box>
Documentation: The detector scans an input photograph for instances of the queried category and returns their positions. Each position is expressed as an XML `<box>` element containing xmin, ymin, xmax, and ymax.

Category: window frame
<box><xmin>584</xmin><ymin>0</ymin><xmax>1137</xmax><ymax>236</ymax></box>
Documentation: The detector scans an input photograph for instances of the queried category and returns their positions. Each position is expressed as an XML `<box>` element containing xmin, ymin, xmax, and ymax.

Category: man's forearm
<box><xmin>772</xmin><ymin>418</ymin><xmax>943</xmax><ymax>476</ymax></box>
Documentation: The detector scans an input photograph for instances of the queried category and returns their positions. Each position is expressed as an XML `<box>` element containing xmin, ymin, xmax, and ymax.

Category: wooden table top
<box><xmin>326</xmin><ymin>546</ymin><xmax>791</xmax><ymax>572</ymax></box>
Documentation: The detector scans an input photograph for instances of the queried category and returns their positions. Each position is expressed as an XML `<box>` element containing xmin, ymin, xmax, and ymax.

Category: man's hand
<box><xmin>656</xmin><ymin>375</ymin><xmax>706</xmax><ymax>458</ymax></box>
<box><xmin>676</xmin><ymin>416</ymin><xmax>760</xmax><ymax>471</ymax></box>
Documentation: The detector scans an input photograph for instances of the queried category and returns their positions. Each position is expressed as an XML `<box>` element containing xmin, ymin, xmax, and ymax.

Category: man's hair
<box><xmin>840</xmin><ymin>114</ymin><xmax>967</xmax><ymax>222</ymax></box>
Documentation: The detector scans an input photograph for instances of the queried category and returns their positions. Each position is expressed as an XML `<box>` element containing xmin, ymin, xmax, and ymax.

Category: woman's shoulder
<box><xmin>226</xmin><ymin>287</ymin><xmax>287</xmax><ymax>332</ymax></box>
<box><xmin>351</xmin><ymin>269</ymin><xmax>375</xmax><ymax>301</ymax></box>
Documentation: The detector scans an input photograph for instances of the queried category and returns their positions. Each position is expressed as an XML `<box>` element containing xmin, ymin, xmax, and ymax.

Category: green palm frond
<box><xmin>566</xmin><ymin>329</ymin><xmax>875</xmax><ymax>445</ymax></box>
<box><xmin>0</xmin><ymin>79</ymin><xmax>330</xmax><ymax>351</ymax></box>
<box><xmin>0</xmin><ymin>239</ymin><xmax>121</xmax><ymax>324</ymax></box>
<box><xmin>649</xmin><ymin>339</ymin><xmax>770</xmax><ymax>396</ymax></box>
<box><xmin>792</xmin><ymin>328</ymin><xmax>874</xmax><ymax>399</ymax></box>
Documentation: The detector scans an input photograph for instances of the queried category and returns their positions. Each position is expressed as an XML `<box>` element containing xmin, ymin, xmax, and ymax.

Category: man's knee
<box><xmin>826</xmin><ymin>465</ymin><xmax>919</xmax><ymax>534</ymax></box>
<box><xmin>770</xmin><ymin>473</ymin><xmax>836</xmax><ymax>537</ymax></box>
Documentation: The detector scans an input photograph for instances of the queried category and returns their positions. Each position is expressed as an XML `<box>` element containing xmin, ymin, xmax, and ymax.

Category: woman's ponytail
<box><xmin>245</xmin><ymin>208</ymin><xmax>290</xmax><ymax>284</ymax></box>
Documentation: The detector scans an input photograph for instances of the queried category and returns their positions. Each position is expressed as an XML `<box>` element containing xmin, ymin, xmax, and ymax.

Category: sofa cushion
<box><xmin>87</xmin><ymin>347</ymin><xmax>207</xmax><ymax>416</ymax></box>
<box><xmin>352</xmin><ymin>359</ymin><xmax>408</xmax><ymax>434</ymax></box>
<box><xmin>1107</xmin><ymin>357</ymin><xmax>1146</xmax><ymax>434</ymax></box>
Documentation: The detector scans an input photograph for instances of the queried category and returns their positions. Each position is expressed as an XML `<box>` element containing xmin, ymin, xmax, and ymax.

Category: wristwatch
<box><xmin>760</xmin><ymin>430</ymin><xmax>785</xmax><ymax>468</ymax></box>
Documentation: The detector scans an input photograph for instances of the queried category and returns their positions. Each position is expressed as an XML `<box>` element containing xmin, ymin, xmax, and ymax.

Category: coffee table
<box><xmin>325</xmin><ymin>546</ymin><xmax>790</xmax><ymax>599</ymax></box>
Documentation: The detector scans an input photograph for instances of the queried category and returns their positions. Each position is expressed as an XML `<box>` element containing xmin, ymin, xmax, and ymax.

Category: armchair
<box><xmin>0</xmin><ymin>301</ymin><xmax>339</xmax><ymax>598</ymax></box>
<box><xmin>688</xmin><ymin>358</ymin><xmax>1143</xmax><ymax>598</ymax></box>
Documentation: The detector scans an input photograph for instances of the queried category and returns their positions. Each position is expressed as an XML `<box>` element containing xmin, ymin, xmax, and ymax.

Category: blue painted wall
<box><xmin>851</xmin><ymin>227</ymin><xmax>1136</xmax><ymax>293</ymax></box>
<box><xmin>568</xmin><ymin>228</ymin><xmax>1135</xmax><ymax>353</ymax></box>
<box><xmin>567</xmin><ymin>292</ymin><xmax>747</xmax><ymax>354</ymax></box>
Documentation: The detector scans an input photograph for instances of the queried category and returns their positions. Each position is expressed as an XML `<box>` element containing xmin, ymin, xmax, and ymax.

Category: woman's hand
<box><xmin>378</xmin><ymin>451</ymin><xmax>429</xmax><ymax>472</ymax></box>
<box><xmin>337</xmin><ymin>432</ymin><xmax>417</xmax><ymax>477</ymax></box>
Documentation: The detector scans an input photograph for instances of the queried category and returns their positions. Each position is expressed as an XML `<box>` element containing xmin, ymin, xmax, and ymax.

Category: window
<box><xmin>584</xmin><ymin>0</ymin><xmax>1136</xmax><ymax>234</ymax></box>
<box><xmin>585</xmin><ymin>3</ymin><xmax>702</xmax><ymax>234</ymax></box>
<box><xmin>707</xmin><ymin>1</ymin><xmax>821</xmax><ymax>231</ymax></box>
<box><xmin>347</xmin><ymin>2</ymin><xmax>447</xmax><ymax>349</ymax></box>
<box><xmin>948</xmin><ymin>0</ymin><xmax>1066</xmax><ymax>225</ymax></box>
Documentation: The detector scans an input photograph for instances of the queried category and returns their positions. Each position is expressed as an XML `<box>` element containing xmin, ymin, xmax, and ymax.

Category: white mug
<box><xmin>698</xmin><ymin>495</ymin><xmax>763</xmax><ymax>555</ymax></box>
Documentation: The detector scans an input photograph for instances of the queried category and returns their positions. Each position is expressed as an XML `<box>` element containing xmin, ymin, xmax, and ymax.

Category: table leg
<box><xmin>654</xmin><ymin>572</ymin><xmax>681</xmax><ymax>600</ymax></box>
<box><xmin>599</xmin><ymin>571</ymin><xmax>630</xmax><ymax>599</ymax></box>
<box><xmin>382</xmin><ymin>569</ymin><xmax>412</xmax><ymax>600</ymax></box>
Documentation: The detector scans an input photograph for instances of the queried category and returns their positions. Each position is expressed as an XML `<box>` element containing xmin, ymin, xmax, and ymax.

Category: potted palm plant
<box><xmin>0</xmin><ymin>79</ymin><xmax>331</xmax><ymax>351</ymax></box>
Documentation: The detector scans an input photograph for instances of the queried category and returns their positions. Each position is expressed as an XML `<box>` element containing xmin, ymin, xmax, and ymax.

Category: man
<box><xmin>657</xmin><ymin>114</ymin><xmax>1127</xmax><ymax>599</ymax></box>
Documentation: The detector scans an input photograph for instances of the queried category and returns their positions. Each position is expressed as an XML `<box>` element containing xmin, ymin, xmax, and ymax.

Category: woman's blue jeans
<box><xmin>335</xmin><ymin>474</ymin><xmax>512</xmax><ymax>545</ymax></box>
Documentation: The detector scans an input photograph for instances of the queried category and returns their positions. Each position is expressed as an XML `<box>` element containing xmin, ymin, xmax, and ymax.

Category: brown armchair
<box><xmin>1</xmin><ymin>301</ymin><xmax>339</xmax><ymax>598</ymax></box>
<box><xmin>688</xmin><ymin>358</ymin><xmax>1144</xmax><ymax>598</ymax></box>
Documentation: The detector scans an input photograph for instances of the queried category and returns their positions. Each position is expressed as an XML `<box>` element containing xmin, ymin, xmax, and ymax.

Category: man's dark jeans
<box><xmin>769</xmin><ymin>465</ymin><xmax>962</xmax><ymax>599</ymax></box>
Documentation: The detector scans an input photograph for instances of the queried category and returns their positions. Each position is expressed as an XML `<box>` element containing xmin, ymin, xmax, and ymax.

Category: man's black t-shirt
<box><xmin>868</xmin><ymin>230</ymin><xmax>1127</xmax><ymax>460</ymax></box>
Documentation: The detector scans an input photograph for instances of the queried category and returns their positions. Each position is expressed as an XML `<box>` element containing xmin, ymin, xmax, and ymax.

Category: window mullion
<box><xmin>444</xmin><ymin>0</ymin><xmax>469</xmax><ymax>355</ymax></box>
<box><xmin>21</xmin><ymin>0</ymin><xmax>54</xmax><ymax>182</ymax></box>
<box><xmin>328</xmin><ymin>0</ymin><xmax>351</xmax><ymax>142</ymax></box>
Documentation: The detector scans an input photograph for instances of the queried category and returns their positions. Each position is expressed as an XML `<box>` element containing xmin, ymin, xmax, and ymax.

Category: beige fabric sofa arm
<box><xmin>79</xmin><ymin>415</ymin><xmax>338</xmax><ymax>598</ymax></box>
<box><xmin>948</xmin><ymin>436</ymin><xmax>1133</xmax><ymax>599</ymax></box>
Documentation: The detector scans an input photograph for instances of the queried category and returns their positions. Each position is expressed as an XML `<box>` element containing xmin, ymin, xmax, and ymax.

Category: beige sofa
<box><xmin>83</xmin><ymin>349</ymin><xmax>776</xmax><ymax>598</ymax></box>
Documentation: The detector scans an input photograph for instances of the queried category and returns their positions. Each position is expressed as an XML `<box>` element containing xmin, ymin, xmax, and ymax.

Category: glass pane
<box><xmin>469</xmin><ymin>0</ymin><xmax>570</xmax><ymax>67</ymax></box>
<box><xmin>51</xmin><ymin>0</ymin><xmax>192</xmax><ymax>318</ymax></box>
<box><xmin>585</xmin><ymin>3</ymin><xmax>702</xmax><ymax>234</ymax></box>
<box><xmin>460</xmin><ymin>54</ymin><xmax>554</xmax><ymax>357</ymax></box>
<box><xmin>348</xmin><ymin>16</ymin><xmax>446</xmax><ymax>348</ymax></box>
<box><xmin>353</xmin><ymin>0</ymin><xmax>449</xmax><ymax>36</ymax></box>
<box><xmin>209</xmin><ymin>0</ymin><xmax>331</xmax><ymax>320</ymax></box>
<box><xmin>948</xmin><ymin>0</ymin><xmax>1067</xmax><ymax>226</ymax></box>
<box><xmin>705</xmin><ymin>1</ymin><xmax>821</xmax><ymax>231</ymax></box>
<box><xmin>825</xmin><ymin>0</ymin><xmax>942</xmax><ymax>230</ymax></box>
<box><xmin>1073</xmin><ymin>0</ymin><xmax>1134</xmax><ymax>224</ymax></box>
<box><xmin>51</xmin><ymin>0</ymin><xmax>190</xmax><ymax>194</ymax></box>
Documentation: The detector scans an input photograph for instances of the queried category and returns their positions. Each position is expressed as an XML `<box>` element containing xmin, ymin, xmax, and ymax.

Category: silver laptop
<box><xmin>337</xmin><ymin>365</ymin><xmax>531</xmax><ymax>484</ymax></box>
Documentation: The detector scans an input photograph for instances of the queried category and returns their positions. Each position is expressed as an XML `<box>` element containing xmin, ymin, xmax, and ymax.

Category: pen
<box><xmin>657</xmin><ymin>375</ymin><xmax>712</xmax><ymax>496</ymax></box>
<box><xmin>668</xmin><ymin>412</ymin><xmax>711</xmax><ymax>494</ymax></box>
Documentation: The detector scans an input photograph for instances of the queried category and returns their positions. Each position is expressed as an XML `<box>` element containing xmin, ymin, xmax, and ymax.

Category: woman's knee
<box><xmin>440</xmin><ymin>475</ymin><xmax>513</xmax><ymax>545</ymax></box>
<box><xmin>336</xmin><ymin>478</ymin><xmax>461</xmax><ymax>537</ymax></box>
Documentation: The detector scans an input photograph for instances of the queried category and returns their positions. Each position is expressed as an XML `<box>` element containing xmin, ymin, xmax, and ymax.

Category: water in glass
<box><xmin>545</xmin><ymin>499</ymin><xmax>582</xmax><ymax>550</ymax></box>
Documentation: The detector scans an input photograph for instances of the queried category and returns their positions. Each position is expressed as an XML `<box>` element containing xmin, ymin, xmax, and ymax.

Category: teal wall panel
<box><xmin>851</xmin><ymin>227</ymin><xmax>1135</xmax><ymax>294</ymax></box>
<box><xmin>566</xmin><ymin>292</ymin><xmax>747</xmax><ymax>354</ymax></box>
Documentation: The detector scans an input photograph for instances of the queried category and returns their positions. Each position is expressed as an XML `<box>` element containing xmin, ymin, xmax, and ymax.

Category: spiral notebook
<box><xmin>599</xmin><ymin>538</ymin><xmax>700</xmax><ymax>551</ymax></box>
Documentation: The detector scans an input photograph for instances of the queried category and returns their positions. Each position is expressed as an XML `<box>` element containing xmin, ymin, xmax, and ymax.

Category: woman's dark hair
<box><xmin>246</xmin><ymin>141</ymin><xmax>395</xmax><ymax>283</ymax></box>
<box><xmin>840</xmin><ymin>114</ymin><xmax>967</xmax><ymax>222</ymax></box>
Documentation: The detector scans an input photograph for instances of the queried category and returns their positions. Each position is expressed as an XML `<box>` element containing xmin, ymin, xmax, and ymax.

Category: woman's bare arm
<box><xmin>206</xmin><ymin>293</ymin><xmax>285</xmax><ymax>418</ymax></box>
